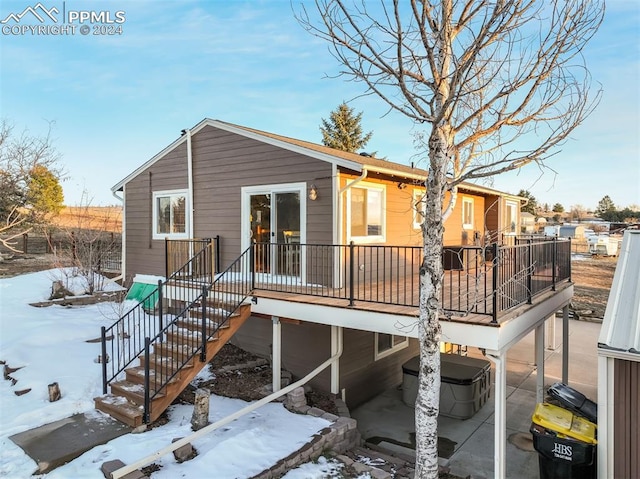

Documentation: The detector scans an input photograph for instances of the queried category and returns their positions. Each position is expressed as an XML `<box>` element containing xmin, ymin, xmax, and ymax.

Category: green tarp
<box><xmin>126</xmin><ymin>282</ymin><xmax>159</xmax><ymax>310</ymax></box>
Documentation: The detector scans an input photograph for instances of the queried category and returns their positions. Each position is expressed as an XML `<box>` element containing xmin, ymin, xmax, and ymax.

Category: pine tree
<box><xmin>517</xmin><ymin>190</ymin><xmax>538</xmax><ymax>215</ymax></box>
<box><xmin>320</xmin><ymin>102</ymin><xmax>372</xmax><ymax>153</ymax></box>
<box><xmin>595</xmin><ymin>195</ymin><xmax>616</xmax><ymax>218</ymax></box>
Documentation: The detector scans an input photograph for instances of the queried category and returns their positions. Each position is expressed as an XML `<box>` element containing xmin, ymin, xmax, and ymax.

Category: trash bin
<box><xmin>530</xmin><ymin>402</ymin><xmax>597</xmax><ymax>479</ymax></box>
<box><xmin>547</xmin><ymin>382</ymin><xmax>597</xmax><ymax>423</ymax></box>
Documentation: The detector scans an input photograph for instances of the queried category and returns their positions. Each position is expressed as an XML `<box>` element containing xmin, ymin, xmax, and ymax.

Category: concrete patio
<box><xmin>351</xmin><ymin>317</ymin><xmax>601</xmax><ymax>478</ymax></box>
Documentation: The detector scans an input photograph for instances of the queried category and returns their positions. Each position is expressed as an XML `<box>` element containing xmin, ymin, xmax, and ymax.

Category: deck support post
<box><xmin>487</xmin><ymin>351</ymin><xmax>506</xmax><ymax>479</ymax></box>
<box><xmin>330</xmin><ymin>326</ymin><xmax>341</xmax><ymax>394</ymax></box>
<box><xmin>535</xmin><ymin>322</ymin><xmax>545</xmax><ymax>403</ymax></box>
<box><xmin>272</xmin><ymin>316</ymin><xmax>281</xmax><ymax>393</ymax></box>
<box><xmin>562</xmin><ymin>305</ymin><xmax>569</xmax><ymax>384</ymax></box>
<box><xmin>546</xmin><ymin>313</ymin><xmax>558</xmax><ymax>350</ymax></box>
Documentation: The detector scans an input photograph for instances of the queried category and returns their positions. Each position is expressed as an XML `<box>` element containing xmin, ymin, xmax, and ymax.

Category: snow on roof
<box><xmin>598</xmin><ymin>230</ymin><xmax>640</xmax><ymax>358</ymax></box>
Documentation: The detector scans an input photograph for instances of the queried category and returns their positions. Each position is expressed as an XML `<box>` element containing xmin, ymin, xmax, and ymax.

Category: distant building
<box><xmin>520</xmin><ymin>212</ymin><xmax>536</xmax><ymax>233</ymax></box>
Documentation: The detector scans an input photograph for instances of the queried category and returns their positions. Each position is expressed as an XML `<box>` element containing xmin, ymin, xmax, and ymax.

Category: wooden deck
<box><xmin>252</xmin><ymin>278</ymin><xmax>573</xmax><ymax>329</ymax></box>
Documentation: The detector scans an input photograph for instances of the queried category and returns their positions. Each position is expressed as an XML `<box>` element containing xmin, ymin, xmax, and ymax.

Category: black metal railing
<box><xmin>142</xmin><ymin>246</ymin><xmax>252</xmax><ymax>422</ymax></box>
<box><xmin>165</xmin><ymin>236</ymin><xmax>220</xmax><ymax>280</ymax></box>
<box><xmin>251</xmin><ymin>238</ymin><xmax>571</xmax><ymax>322</ymax></box>
<box><xmin>100</xmin><ymin>240</ymin><xmax>214</xmax><ymax>398</ymax></box>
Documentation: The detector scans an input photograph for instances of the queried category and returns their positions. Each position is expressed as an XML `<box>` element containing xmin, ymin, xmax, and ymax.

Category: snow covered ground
<box><xmin>0</xmin><ymin>269</ymin><xmax>360</xmax><ymax>478</ymax></box>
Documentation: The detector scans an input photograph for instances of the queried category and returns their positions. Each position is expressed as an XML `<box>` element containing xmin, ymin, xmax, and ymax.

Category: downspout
<box><xmin>186</xmin><ymin>129</ymin><xmax>195</xmax><ymax>239</ymax></box>
<box><xmin>111</xmin><ymin>188</ymin><xmax>125</xmax><ymax>282</ymax></box>
<box><xmin>111</xmin><ymin>331</ymin><xmax>344</xmax><ymax>479</ymax></box>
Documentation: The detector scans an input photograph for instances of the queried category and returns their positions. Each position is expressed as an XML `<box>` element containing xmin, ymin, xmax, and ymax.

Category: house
<box><xmin>520</xmin><ymin>212</ymin><xmax>536</xmax><ymax>233</ymax></box>
<box><xmin>103</xmin><ymin>118</ymin><xmax>576</xmax><ymax>479</ymax></box>
<box><xmin>597</xmin><ymin>230</ymin><xmax>640</xmax><ymax>479</ymax></box>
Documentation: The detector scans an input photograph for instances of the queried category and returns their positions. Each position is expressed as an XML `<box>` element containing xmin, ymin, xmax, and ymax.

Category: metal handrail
<box><xmin>250</xmin><ymin>239</ymin><xmax>571</xmax><ymax>321</ymax></box>
<box><xmin>101</xmin><ymin>239</ymin><xmax>213</xmax><ymax>394</ymax></box>
<box><xmin>142</xmin><ymin>247</ymin><xmax>252</xmax><ymax>422</ymax></box>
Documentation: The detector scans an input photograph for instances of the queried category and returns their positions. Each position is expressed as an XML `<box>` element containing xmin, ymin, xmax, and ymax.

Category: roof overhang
<box><xmin>112</xmin><ymin>117</ymin><xmax>525</xmax><ymax>201</ymax></box>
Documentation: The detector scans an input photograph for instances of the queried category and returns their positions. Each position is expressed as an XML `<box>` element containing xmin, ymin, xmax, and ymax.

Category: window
<box><xmin>505</xmin><ymin>201</ymin><xmax>518</xmax><ymax>234</ymax></box>
<box><xmin>462</xmin><ymin>197</ymin><xmax>474</xmax><ymax>229</ymax></box>
<box><xmin>413</xmin><ymin>190</ymin><xmax>425</xmax><ymax>229</ymax></box>
<box><xmin>153</xmin><ymin>190</ymin><xmax>188</xmax><ymax>239</ymax></box>
<box><xmin>375</xmin><ymin>333</ymin><xmax>408</xmax><ymax>360</ymax></box>
<box><xmin>348</xmin><ymin>183</ymin><xmax>385</xmax><ymax>242</ymax></box>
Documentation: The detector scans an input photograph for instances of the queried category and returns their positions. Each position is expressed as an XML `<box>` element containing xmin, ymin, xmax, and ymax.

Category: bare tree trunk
<box><xmin>415</xmin><ymin>126</ymin><xmax>448</xmax><ymax>478</ymax></box>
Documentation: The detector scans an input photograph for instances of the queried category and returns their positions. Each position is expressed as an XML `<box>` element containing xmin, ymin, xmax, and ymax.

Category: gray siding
<box><xmin>614</xmin><ymin>358</ymin><xmax>640</xmax><ymax>479</ymax></box>
<box><xmin>191</xmin><ymin>126</ymin><xmax>333</xmax><ymax>269</ymax></box>
<box><xmin>231</xmin><ymin>316</ymin><xmax>332</xmax><ymax>392</ymax></box>
<box><xmin>232</xmin><ymin>318</ymin><xmax>419</xmax><ymax>408</ymax></box>
<box><xmin>124</xmin><ymin>125</ymin><xmax>333</xmax><ymax>277</ymax></box>
<box><xmin>340</xmin><ymin>329</ymin><xmax>419</xmax><ymax>408</ymax></box>
<box><xmin>125</xmin><ymin>142</ymin><xmax>188</xmax><ymax>277</ymax></box>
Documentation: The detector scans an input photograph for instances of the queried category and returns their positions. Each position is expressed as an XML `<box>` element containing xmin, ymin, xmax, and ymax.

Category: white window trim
<box><xmin>413</xmin><ymin>189</ymin><xmax>425</xmax><ymax>230</ymax></box>
<box><xmin>374</xmin><ymin>332</ymin><xmax>409</xmax><ymax>361</ymax></box>
<box><xmin>505</xmin><ymin>200</ymin><xmax>519</xmax><ymax>235</ymax></box>
<box><xmin>462</xmin><ymin>197</ymin><xmax>474</xmax><ymax>230</ymax></box>
<box><xmin>152</xmin><ymin>189</ymin><xmax>189</xmax><ymax>240</ymax></box>
<box><xmin>346</xmin><ymin>181</ymin><xmax>386</xmax><ymax>244</ymax></box>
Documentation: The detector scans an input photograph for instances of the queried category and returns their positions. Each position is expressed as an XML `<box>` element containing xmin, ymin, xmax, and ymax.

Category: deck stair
<box><xmin>96</xmin><ymin>242</ymin><xmax>254</xmax><ymax>428</ymax></box>
<box><xmin>95</xmin><ymin>302</ymin><xmax>251</xmax><ymax>427</ymax></box>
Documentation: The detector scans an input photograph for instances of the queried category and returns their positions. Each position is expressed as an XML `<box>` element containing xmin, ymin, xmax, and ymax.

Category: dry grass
<box><xmin>51</xmin><ymin>206</ymin><xmax>122</xmax><ymax>233</ymax></box>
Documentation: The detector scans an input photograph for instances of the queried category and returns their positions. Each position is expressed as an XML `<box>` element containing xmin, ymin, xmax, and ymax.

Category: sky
<box><xmin>0</xmin><ymin>269</ymin><xmax>365</xmax><ymax>478</ymax></box>
<box><xmin>1</xmin><ymin>0</ymin><xmax>638</xmax><ymax>212</ymax></box>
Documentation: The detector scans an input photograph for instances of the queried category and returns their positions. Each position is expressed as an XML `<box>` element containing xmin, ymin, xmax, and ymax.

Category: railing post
<box><xmin>527</xmin><ymin>239</ymin><xmax>533</xmax><ymax>304</ymax></box>
<box><xmin>568</xmin><ymin>238</ymin><xmax>572</xmax><ymax>282</ymax></box>
<box><xmin>349</xmin><ymin>242</ymin><xmax>355</xmax><ymax>307</ymax></box>
<box><xmin>101</xmin><ymin>326</ymin><xmax>108</xmax><ymax>394</ymax></box>
<box><xmin>215</xmin><ymin>235</ymin><xmax>221</xmax><ymax>275</ymax></box>
<box><xmin>165</xmin><ymin>238</ymin><xmax>169</xmax><ymax>280</ymax></box>
<box><xmin>552</xmin><ymin>237</ymin><xmax>557</xmax><ymax>291</ymax></box>
<box><xmin>157</xmin><ymin>279</ymin><xmax>163</xmax><ymax>339</ymax></box>
<box><xmin>200</xmin><ymin>285</ymin><xmax>208</xmax><ymax>362</ymax></box>
<box><xmin>143</xmin><ymin>337</ymin><xmax>151</xmax><ymax>424</ymax></box>
<box><xmin>250</xmin><ymin>244</ymin><xmax>255</xmax><ymax>290</ymax></box>
<box><xmin>492</xmin><ymin>243</ymin><xmax>499</xmax><ymax>323</ymax></box>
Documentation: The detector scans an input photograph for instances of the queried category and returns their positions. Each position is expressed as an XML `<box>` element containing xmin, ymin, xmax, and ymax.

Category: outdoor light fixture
<box><xmin>397</xmin><ymin>182</ymin><xmax>407</xmax><ymax>189</ymax></box>
<box><xmin>308</xmin><ymin>184</ymin><xmax>318</xmax><ymax>201</ymax></box>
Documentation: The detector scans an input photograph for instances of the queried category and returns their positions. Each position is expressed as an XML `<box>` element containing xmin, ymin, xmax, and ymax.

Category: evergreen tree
<box><xmin>595</xmin><ymin>195</ymin><xmax>616</xmax><ymax>218</ymax></box>
<box><xmin>552</xmin><ymin>203</ymin><xmax>565</xmax><ymax>213</ymax></box>
<box><xmin>320</xmin><ymin>102</ymin><xmax>373</xmax><ymax>153</ymax></box>
<box><xmin>517</xmin><ymin>189</ymin><xmax>537</xmax><ymax>215</ymax></box>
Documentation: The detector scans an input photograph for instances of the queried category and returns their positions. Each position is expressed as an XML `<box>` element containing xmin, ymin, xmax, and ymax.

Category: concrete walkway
<box><xmin>352</xmin><ymin>318</ymin><xmax>602</xmax><ymax>479</ymax></box>
<box><xmin>9</xmin><ymin>412</ymin><xmax>131</xmax><ymax>474</ymax></box>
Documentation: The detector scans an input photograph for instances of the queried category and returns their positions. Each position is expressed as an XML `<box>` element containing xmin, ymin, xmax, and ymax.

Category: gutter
<box><xmin>186</xmin><ymin>129</ymin><xmax>195</xmax><ymax>239</ymax></box>
<box><xmin>111</xmin><ymin>188</ymin><xmax>125</xmax><ymax>282</ymax></box>
<box><xmin>111</xmin><ymin>330</ymin><xmax>344</xmax><ymax>479</ymax></box>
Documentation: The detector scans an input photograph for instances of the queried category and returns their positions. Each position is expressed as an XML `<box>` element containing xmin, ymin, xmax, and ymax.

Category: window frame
<box><xmin>346</xmin><ymin>181</ymin><xmax>386</xmax><ymax>243</ymax></box>
<box><xmin>152</xmin><ymin>189</ymin><xmax>189</xmax><ymax>240</ymax></box>
<box><xmin>462</xmin><ymin>197</ymin><xmax>474</xmax><ymax>230</ymax></box>
<box><xmin>505</xmin><ymin>200</ymin><xmax>519</xmax><ymax>234</ymax></box>
<box><xmin>413</xmin><ymin>189</ymin><xmax>426</xmax><ymax>230</ymax></box>
<box><xmin>374</xmin><ymin>332</ymin><xmax>409</xmax><ymax>360</ymax></box>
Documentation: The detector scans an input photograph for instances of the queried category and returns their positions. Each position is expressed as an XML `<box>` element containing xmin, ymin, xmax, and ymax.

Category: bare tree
<box><xmin>569</xmin><ymin>203</ymin><xmax>587</xmax><ymax>223</ymax></box>
<box><xmin>51</xmin><ymin>190</ymin><xmax>121</xmax><ymax>294</ymax></box>
<box><xmin>0</xmin><ymin>119</ymin><xmax>64</xmax><ymax>254</ymax></box>
<box><xmin>297</xmin><ymin>1</ymin><xmax>603</xmax><ymax>476</ymax></box>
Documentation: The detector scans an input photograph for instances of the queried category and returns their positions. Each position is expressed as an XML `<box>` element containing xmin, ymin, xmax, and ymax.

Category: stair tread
<box><xmin>97</xmin><ymin>295</ymin><xmax>251</xmax><ymax>427</ymax></box>
<box><xmin>111</xmin><ymin>380</ymin><xmax>166</xmax><ymax>403</ymax></box>
<box><xmin>126</xmin><ymin>366</ymin><xmax>179</xmax><ymax>385</ymax></box>
<box><xmin>95</xmin><ymin>394</ymin><xmax>143</xmax><ymax>419</ymax></box>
